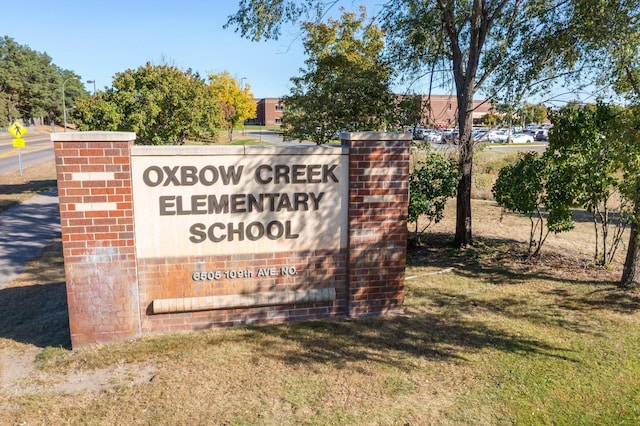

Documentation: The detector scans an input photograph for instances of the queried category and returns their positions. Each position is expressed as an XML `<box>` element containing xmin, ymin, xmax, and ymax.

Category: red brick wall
<box><xmin>342</xmin><ymin>132</ymin><xmax>409</xmax><ymax>316</ymax></box>
<box><xmin>137</xmin><ymin>249</ymin><xmax>347</xmax><ymax>333</ymax></box>
<box><xmin>249</xmin><ymin>98</ymin><xmax>284</xmax><ymax>126</ymax></box>
<box><xmin>52</xmin><ymin>132</ymin><xmax>139</xmax><ymax>347</ymax></box>
<box><xmin>53</xmin><ymin>132</ymin><xmax>410</xmax><ymax>348</ymax></box>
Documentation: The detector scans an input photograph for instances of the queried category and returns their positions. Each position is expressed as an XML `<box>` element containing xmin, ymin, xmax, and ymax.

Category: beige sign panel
<box><xmin>131</xmin><ymin>146</ymin><xmax>348</xmax><ymax>258</ymax></box>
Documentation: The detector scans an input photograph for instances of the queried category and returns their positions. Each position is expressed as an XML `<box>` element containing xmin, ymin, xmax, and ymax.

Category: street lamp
<box><xmin>86</xmin><ymin>79</ymin><xmax>96</xmax><ymax>96</ymax></box>
<box><xmin>62</xmin><ymin>77</ymin><xmax>79</xmax><ymax>132</ymax></box>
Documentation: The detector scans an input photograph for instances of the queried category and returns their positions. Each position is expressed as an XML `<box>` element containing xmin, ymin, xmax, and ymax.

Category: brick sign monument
<box><xmin>52</xmin><ymin>131</ymin><xmax>410</xmax><ymax>348</ymax></box>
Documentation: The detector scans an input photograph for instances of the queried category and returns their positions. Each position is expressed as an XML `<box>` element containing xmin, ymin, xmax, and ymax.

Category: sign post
<box><xmin>8</xmin><ymin>121</ymin><xmax>27</xmax><ymax>176</ymax></box>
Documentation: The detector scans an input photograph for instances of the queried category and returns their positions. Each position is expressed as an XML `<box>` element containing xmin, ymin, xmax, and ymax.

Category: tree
<box><xmin>380</xmin><ymin>0</ymin><xmax>593</xmax><ymax>247</ymax></box>
<box><xmin>496</xmin><ymin>104</ymin><xmax>636</xmax><ymax>269</ymax></box>
<box><xmin>517</xmin><ymin>103</ymin><xmax>547</xmax><ymax>127</ymax></box>
<box><xmin>74</xmin><ymin>63</ymin><xmax>223</xmax><ymax>145</ymax></box>
<box><xmin>73</xmin><ymin>92</ymin><xmax>123</xmax><ymax>132</ymax></box>
<box><xmin>555</xmin><ymin>0</ymin><xmax>640</xmax><ymax>286</ymax></box>
<box><xmin>396</xmin><ymin>95</ymin><xmax>430</xmax><ymax>131</ymax></box>
<box><xmin>546</xmin><ymin>103</ymin><xmax>631</xmax><ymax>267</ymax></box>
<box><xmin>582</xmin><ymin>0</ymin><xmax>640</xmax><ymax>287</ymax></box>
<box><xmin>226</xmin><ymin>1</ymin><xmax>600</xmax><ymax>247</ymax></box>
<box><xmin>492</xmin><ymin>152</ymin><xmax>573</xmax><ymax>259</ymax></box>
<box><xmin>0</xmin><ymin>36</ymin><xmax>84</xmax><ymax>126</ymax></box>
<box><xmin>408</xmin><ymin>151</ymin><xmax>459</xmax><ymax>241</ymax></box>
<box><xmin>208</xmin><ymin>71</ymin><xmax>256</xmax><ymax>141</ymax></box>
<box><xmin>281</xmin><ymin>8</ymin><xmax>395</xmax><ymax>144</ymax></box>
<box><xmin>477</xmin><ymin>111</ymin><xmax>501</xmax><ymax>128</ymax></box>
<box><xmin>609</xmin><ymin>106</ymin><xmax>640</xmax><ymax>287</ymax></box>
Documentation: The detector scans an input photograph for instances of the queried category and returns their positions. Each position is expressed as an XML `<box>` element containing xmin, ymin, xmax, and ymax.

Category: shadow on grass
<box><xmin>0</xmin><ymin>180</ymin><xmax>58</xmax><ymax>214</ymax></box>
<box><xmin>409</xmin><ymin>231</ymin><xmax>623</xmax><ymax>286</ymax></box>
<box><xmin>0</xmin><ymin>179</ymin><xmax>57</xmax><ymax>195</ymax></box>
<box><xmin>405</xmin><ymin>232</ymin><xmax>639</xmax><ymax>331</ymax></box>
<box><xmin>228</xmin><ymin>310</ymin><xmax>576</xmax><ymax>370</ymax></box>
<box><xmin>211</xmin><ymin>232</ymin><xmax>630</xmax><ymax>368</ymax></box>
<box><xmin>555</xmin><ymin>287</ymin><xmax>640</xmax><ymax>315</ymax></box>
<box><xmin>0</xmin><ymin>282</ymin><xmax>71</xmax><ymax>349</ymax></box>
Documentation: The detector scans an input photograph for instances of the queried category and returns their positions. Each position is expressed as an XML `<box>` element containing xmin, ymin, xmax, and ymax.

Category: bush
<box><xmin>408</xmin><ymin>152</ymin><xmax>460</xmax><ymax>239</ymax></box>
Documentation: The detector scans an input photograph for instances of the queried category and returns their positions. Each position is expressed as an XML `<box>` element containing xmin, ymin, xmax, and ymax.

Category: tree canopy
<box><xmin>281</xmin><ymin>8</ymin><xmax>395</xmax><ymax>144</ymax></box>
<box><xmin>0</xmin><ymin>36</ymin><xmax>87</xmax><ymax>127</ymax></box>
<box><xmin>569</xmin><ymin>0</ymin><xmax>640</xmax><ymax>286</ymax></box>
<box><xmin>74</xmin><ymin>63</ymin><xmax>225</xmax><ymax>145</ymax></box>
<box><xmin>208</xmin><ymin>71</ymin><xmax>256</xmax><ymax>141</ymax></box>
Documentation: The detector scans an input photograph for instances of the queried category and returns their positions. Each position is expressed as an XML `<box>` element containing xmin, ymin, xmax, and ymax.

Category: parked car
<box><xmin>485</xmin><ymin>129</ymin><xmax>509</xmax><ymax>143</ymax></box>
<box><xmin>423</xmin><ymin>129</ymin><xmax>443</xmax><ymax>143</ymax></box>
<box><xmin>410</xmin><ymin>126</ymin><xmax>427</xmax><ymax>140</ymax></box>
<box><xmin>534</xmin><ymin>129</ymin><xmax>548</xmax><ymax>141</ymax></box>
<box><xmin>472</xmin><ymin>129</ymin><xmax>487</xmax><ymax>141</ymax></box>
<box><xmin>443</xmin><ymin>130</ymin><xmax>459</xmax><ymax>144</ymax></box>
<box><xmin>510</xmin><ymin>132</ymin><xmax>533</xmax><ymax>143</ymax></box>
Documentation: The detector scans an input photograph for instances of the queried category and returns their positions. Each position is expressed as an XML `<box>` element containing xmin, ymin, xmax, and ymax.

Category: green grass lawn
<box><xmin>1</xmin><ymin>232</ymin><xmax>638</xmax><ymax>425</ymax></box>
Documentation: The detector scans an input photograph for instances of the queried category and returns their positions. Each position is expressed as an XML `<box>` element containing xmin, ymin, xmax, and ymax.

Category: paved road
<box><xmin>243</xmin><ymin>129</ymin><xmax>314</xmax><ymax>145</ymax></box>
<box><xmin>0</xmin><ymin>132</ymin><xmax>55</xmax><ymax>174</ymax></box>
<box><xmin>0</xmin><ymin>188</ymin><xmax>60</xmax><ymax>289</ymax></box>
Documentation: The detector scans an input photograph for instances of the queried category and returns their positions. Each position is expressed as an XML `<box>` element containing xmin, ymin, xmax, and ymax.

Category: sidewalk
<box><xmin>0</xmin><ymin>188</ymin><xmax>60</xmax><ymax>289</ymax></box>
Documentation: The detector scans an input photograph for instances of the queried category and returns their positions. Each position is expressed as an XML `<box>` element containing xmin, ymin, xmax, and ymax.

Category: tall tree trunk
<box><xmin>621</xmin><ymin>178</ymin><xmax>640</xmax><ymax>287</ymax></box>
<box><xmin>442</xmin><ymin>0</ymin><xmax>485</xmax><ymax>247</ymax></box>
<box><xmin>621</xmin><ymin>221</ymin><xmax>639</xmax><ymax>287</ymax></box>
<box><xmin>454</xmin><ymin>94</ymin><xmax>474</xmax><ymax>247</ymax></box>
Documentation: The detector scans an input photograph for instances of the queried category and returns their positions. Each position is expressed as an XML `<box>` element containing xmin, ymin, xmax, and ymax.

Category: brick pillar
<box><xmin>343</xmin><ymin>132</ymin><xmax>411</xmax><ymax>316</ymax></box>
<box><xmin>52</xmin><ymin>132</ymin><xmax>139</xmax><ymax>348</ymax></box>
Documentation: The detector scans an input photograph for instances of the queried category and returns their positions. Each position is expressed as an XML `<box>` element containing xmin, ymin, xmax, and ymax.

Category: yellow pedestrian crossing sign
<box><xmin>13</xmin><ymin>138</ymin><xmax>25</xmax><ymax>148</ymax></box>
<box><xmin>8</xmin><ymin>121</ymin><xmax>27</xmax><ymax>138</ymax></box>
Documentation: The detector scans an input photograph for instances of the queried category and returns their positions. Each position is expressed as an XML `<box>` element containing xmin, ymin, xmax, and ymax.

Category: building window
<box><xmin>275</xmin><ymin>118</ymin><xmax>283</xmax><ymax>124</ymax></box>
<box><xmin>448</xmin><ymin>103</ymin><xmax>452</xmax><ymax>111</ymax></box>
<box><xmin>275</xmin><ymin>104</ymin><xmax>284</xmax><ymax>111</ymax></box>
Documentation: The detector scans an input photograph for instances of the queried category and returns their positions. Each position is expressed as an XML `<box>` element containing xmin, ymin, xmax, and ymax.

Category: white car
<box><xmin>485</xmin><ymin>130</ymin><xmax>509</xmax><ymax>143</ymax></box>
<box><xmin>423</xmin><ymin>129</ymin><xmax>443</xmax><ymax>143</ymax></box>
<box><xmin>510</xmin><ymin>133</ymin><xmax>533</xmax><ymax>143</ymax></box>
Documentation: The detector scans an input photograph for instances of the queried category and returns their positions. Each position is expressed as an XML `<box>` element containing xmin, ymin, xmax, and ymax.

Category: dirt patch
<box><xmin>1</xmin><ymin>346</ymin><xmax>156</xmax><ymax>396</ymax></box>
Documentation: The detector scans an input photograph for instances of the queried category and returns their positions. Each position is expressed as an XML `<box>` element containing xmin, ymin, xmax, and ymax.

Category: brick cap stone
<box><xmin>131</xmin><ymin>144</ymin><xmax>348</xmax><ymax>156</ymax></box>
<box><xmin>132</xmin><ymin>145</ymin><xmax>245</xmax><ymax>156</ymax></box>
<box><xmin>51</xmin><ymin>131</ymin><xmax>136</xmax><ymax>142</ymax></box>
<box><xmin>246</xmin><ymin>144</ymin><xmax>348</xmax><ymax>155</ymax></box>
<box><xmin>340</xmin><ymin>131</ymin><xmax>412</xmax><ymax>141</ymax></box>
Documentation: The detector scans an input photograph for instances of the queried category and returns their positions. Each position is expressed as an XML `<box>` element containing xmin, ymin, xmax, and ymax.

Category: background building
<box><xmin>246</xmin><ymin>95</ymin><xmax>493</xmax><ymax>128</ymax></box>
<box><xmin>246</xmin><ymin>98</ymin><xmax>284</xmax><ymax>126</ymax></box>
<box><xmin>398</xmin><ymin>94</ymin><xmax>495</xmax><ymax>128</ymax></box>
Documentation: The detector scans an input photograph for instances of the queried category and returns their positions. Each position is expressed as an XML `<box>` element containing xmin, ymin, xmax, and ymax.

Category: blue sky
<box><xmin>2</xmin><ymin>0</ymin><xmax>386</xmax><ymax>99</ymax></box>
